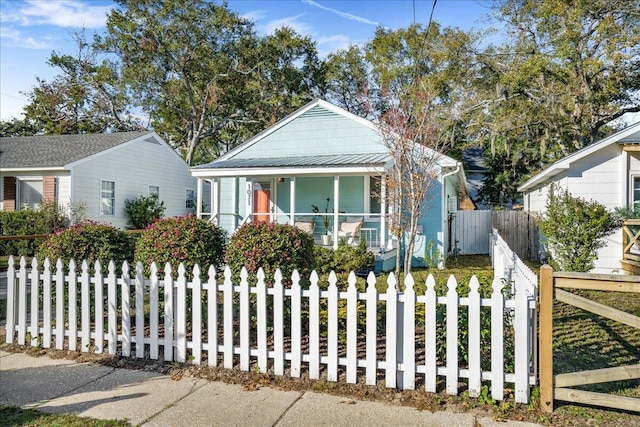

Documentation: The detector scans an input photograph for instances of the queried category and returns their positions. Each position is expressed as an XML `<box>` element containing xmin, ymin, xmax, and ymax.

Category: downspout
<box><xmin>441</xmin><ymin>162</ymin><xmax>461</xmax><ymax>264</ymax></box>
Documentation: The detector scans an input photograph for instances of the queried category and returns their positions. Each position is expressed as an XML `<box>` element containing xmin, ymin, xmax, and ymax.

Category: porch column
<box><xmin>196</xmin><ymin>178</ymin><xmax>203</xmax><ymax>218</ymax></box>
<box><xmin>212</xmin><ymin>179</ymin><xmax>220</xmax><ymax>225</ymax></box>
<box><xmin>380</xmin><ymin>175</ymin><xmax>387</xmax><ymax>248</ymax></box>
<box><xmin>245</xmin><ymin>180</ymin><xmax>253</xmax><ymax>223</ymax></box>
<box><xmin>290</xmin><ymin>177</ymin><xmax>296</xmax><ymax>225</ymax></box>
<box><xmin>333</xmin><ymin>176</ymin><xmax>340</xmax><ymax>249</ymax></box>
<box><xmin>231</xmin><ymin>178</ymin><xmax>238</xmax><ymax>229</ymax></box>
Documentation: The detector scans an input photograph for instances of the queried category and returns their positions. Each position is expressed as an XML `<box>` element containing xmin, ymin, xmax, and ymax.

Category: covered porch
<box><xmin>192</xmin><ymin>154</ymin><xmax>396</xmax><ymax>253</ymax></box>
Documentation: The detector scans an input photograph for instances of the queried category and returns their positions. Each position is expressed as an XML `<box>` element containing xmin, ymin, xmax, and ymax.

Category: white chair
<box><xmin>294</xmin><ymin>219</ymin><xmax>316</xmax><ymax>235</ymax></box>
<box><xmin>337</xmin><ymin>217</ymin><xmax>363</xmax><ymax>245</ymax></box>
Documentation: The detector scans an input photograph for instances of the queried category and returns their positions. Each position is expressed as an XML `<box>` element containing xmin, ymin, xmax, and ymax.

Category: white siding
<box><xmin>71</xmin><ymin>137</ymin><xmax>196</xmax><ymax>229</ymax></box>
<box><xmin>523</xmin><ymin>144</ymin><xmax>626</xmax><ymax>273</ymax></box>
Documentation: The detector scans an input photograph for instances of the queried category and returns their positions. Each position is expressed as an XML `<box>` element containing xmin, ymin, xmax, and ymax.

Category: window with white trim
<box><xmin>148</xmin><ymin>185</ymin><xmax>159</xmax><ymax>198</ymax></box>
<box><xmin>101</xmin><ymin>180</ymin><xmax>115</xmax><ymax>215</ymax></box>
<box><xmin>633</xmin><ymin>176</ymin><xmax>640</xmax><ymax>208</ymax></box>
<box><xmin>185</xmin><ymin>189</ymin><xmax>195</xmax><ymax>209</ymax></box>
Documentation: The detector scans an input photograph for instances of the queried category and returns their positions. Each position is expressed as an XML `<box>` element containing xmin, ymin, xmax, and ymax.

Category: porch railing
<box><xmin>622</xmin><ymin>219</ymin><xmax>640</xmax><ymax>274</ymax></box>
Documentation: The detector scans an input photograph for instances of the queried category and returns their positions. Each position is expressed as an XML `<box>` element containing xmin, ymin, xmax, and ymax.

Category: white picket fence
<box><xmin>4</xmin><ymin>255</ymin><xmax>536</xmax><ymax>403</ymax></box>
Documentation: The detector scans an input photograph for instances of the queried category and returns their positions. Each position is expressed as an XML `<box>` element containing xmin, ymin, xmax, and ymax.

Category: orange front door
<box><xmin>254</xmin><ymin>189</ymin><xmax>270</xmax><ymax>222</ymax></box>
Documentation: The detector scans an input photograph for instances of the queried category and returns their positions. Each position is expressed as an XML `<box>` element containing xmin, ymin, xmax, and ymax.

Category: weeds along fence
<box><xmin>4</xmin><ymin>256</ymin><xmax>536</xmax><ymax>403</ymax></box>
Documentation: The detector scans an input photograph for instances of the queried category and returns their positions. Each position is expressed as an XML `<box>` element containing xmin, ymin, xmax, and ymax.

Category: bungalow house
<box><xmin>518</xmin><ymin>121</ymin><xmax>640</xmax><ymax>274</ymax></box>
<box><xmin>191</xmin><ymin>99</ymin><xmax>470</xmax><ymax>271</ymax></box>
<box><xmin>0</xmin><ymin>131</ymin><xmax>201</xmax><ymax>229</ymax></box>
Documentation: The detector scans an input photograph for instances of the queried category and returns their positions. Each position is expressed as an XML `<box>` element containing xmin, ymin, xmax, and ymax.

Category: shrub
<box><xmin>124</xmin><ymin>194</ymin><xmax>165</xmax><ymax>229</ymax></box>
<box><xmin>225</xmin><ymin>221</ymin><xmax>315</xmax><ymax>286</ymax></box>
<box><xmin>537</xmin><ymin>186</ymin><xmax>617</xmax><ymax>272</ymax></box>
<box><xmin>36</xmin><ymin>222</ymin><xmax>134</xmax><ymax>272</ymax></box>
<box><xmin>313</xmin><ymin>239</ymin><xmax>375</xmax><ymax>276</ymax></box>
<box><xmin>135</xmin><ymin>214</ymin><xmax>226</xmax><ymax>278</ymax></box>
<box><xmin>0</xmin><ymin>201</ymin><xmax>69</xmax><ymax>257</ymax></box>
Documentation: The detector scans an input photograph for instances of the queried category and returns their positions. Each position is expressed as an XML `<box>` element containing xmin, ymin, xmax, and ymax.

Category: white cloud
<box><xmin>302</xmin><ymin>0</ymin><xmax>380</xmax><ymax>27</ymax></box>
<box><xmin>316</xmin><ymin>34</ymin><xmax>355</xmax><ymax>58</ymax></box>
<box><xmin>1</xmin><ymin>0</ymin><xmax>111</xmax><ymax>29</ymax></box>
<box><xmin>0</xmin><ymin>27</ymin><xmax>52</xmax><ymax>49</ymax></box>
<box><xmin>241</xmin><ymin>9</ymin><xmax>268</xmax><ymax>23</ymax></box>
<box><xmin>258</xmin><ymin>13</ymin><xmax>313</xmax><ymax>36</ymax></box>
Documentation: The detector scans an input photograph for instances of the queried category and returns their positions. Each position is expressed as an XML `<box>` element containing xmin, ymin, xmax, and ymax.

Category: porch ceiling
<box><xmin>192</xmin><ymin>153</ymin><xmax>392</xmax><ymax>178</ymax></box>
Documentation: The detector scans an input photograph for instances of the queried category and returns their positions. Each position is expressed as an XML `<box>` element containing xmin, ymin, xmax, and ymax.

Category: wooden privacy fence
<box><xmin>5</xmin><ymin>256</ymin><xmax>536</xmax><ymax>403</ymax></box>
<box><xmin>621</xmin><ymin>219</ymin><xmax>640</xmax><ymax>275</ymax></box>
<box><xmin>453</xmin><ymin>210</ymin><xmax>539</xmax><ymax>260</ymax></box>
<box><xmin>539</xmin><ymin>266</ymin><xmax>640</xmax><ymax>413</ymax></box>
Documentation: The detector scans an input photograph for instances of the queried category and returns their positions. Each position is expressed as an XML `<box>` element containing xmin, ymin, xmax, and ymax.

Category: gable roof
<box><xmin>518</xmin><ymin>121</ymin><xmax>640</xmax><ymax>192</ymax></box>
<box><xmin>0</xmin><ymin>131</ymin><xmax>154</xmax><ymax>170</ymax></box>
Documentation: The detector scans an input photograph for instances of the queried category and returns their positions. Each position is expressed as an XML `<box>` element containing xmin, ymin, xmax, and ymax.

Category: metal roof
<box><xmin>0</xmin><ymin>131</ymin><xmax>153</xmax><ymax>169</ymax></box>
<box><xmin>193</xmin><ymin>153</ymin><xmax>392</xmax><ymax>170</ymax></box>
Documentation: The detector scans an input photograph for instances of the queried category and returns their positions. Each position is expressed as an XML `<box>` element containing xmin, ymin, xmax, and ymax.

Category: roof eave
<box><xmin>192</xmin><ymin>165</ymin><xmax>387</xmax><ymax>178</ymax></box>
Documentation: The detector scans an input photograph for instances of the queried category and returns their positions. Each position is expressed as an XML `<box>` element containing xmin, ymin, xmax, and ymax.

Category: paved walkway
<box><xmin>0</xmin><ymin>350</ymin><xmax>541</xmax><ymax>426</ymax></box>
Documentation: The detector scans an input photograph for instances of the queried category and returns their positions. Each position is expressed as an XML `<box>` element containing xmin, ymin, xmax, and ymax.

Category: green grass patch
<box><xmin>0</xmin><ymin>405</ymin><xmax>130</xmax><ymax>426</ymax></box>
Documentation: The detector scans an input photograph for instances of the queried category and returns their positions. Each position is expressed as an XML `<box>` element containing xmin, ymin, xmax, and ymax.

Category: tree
<box><xmin>0</xmin><ymin>118</ymin><xmax>39</xmax><ymax>137</ymax></box>
<box><xmin>22</xmin><ymin>32</ymin><xmax>142</xmax><ymax>134</ymax></box>
<box><xmin>97</xmin><ymin>0</ymin><xmax>325</xmax><ymax>165</ymax></box>
<box><xmin>325</xmin><ymin>45</ymin><xmax>371</xmax><ymax>116</ymax></box>
<box><xmin>463</xmin><ymin>0</ymin><xmax>640</xmax><ymax>204</ymax></box>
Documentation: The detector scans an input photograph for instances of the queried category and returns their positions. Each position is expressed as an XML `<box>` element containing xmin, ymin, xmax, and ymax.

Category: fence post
<box><xmin>539</xmin><ymin>264</ymin><xmax>554</xmax><ymax>413</ymax></box>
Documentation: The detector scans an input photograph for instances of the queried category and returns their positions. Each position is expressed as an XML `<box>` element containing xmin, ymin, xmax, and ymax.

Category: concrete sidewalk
<box><xmin>0</xmin><ymin>350</ymin><xmax>540</xmax><ymax>426</ymax></box>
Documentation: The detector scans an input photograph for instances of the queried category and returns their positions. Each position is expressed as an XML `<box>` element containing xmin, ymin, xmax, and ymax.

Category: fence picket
<box><xmin>223</xmin><ymin>267</ymin><xmax>233</xmax><ymax>369</ymax></box>
<box><xmin>274</xmin><ymin>270</ymin><xmax>284</xmax><ymax>376</ymax></box>
<box><xmin>68</xmin><ymin>259</ymin><xmax>77</xmax><ymax>352</ymax></box>
<box><xmin>256</xmin><ymin>269</ymin><xmax>268</xmax><ymax>373</ymax></box>
<box><xmin>149</xmin><ymin>263</ymin><xmax>159</xmax><ymax>360</ymax></box>
<box><xmin>385</xmin><ymin>273</ymin><xmax>398</xmax><ymax>388</ymax></box>
<box><xmin>6</xmin><ymin>256</ymin><xmax>16</xmax><ymax>344</ymax></box>
<box><xmin>163</xmin><ymin>263</ymin><xmax>174</xmax><ymax>362</ymax></box>
<box><xmin>446</xmin><ymin>275</ymin><xmax>459</xmax><ymax>395</ymax></box>
<box><xmin>81</xmin><ymin>260</ymin><xmax>90</xmax><ymax>352</ymax></box>
<box><xmin>121</xmin><ymin>261</ymin><xmax>130</xmax><ymax>357</ymax></box>
<box><xmin>327</xmin><ymin>271</ymin><xmax>339</xmax><ymax>382</ymax></box>
<box><xmin>18</xmin><ymin>257</ymin><xmax>27</xmax><ymax>345</ymax></box>
<box><xmin>94</xmin><ymin>261</ymin><xmax>103</xmax><ymax>354</ymax></box>
<box><xmin>365</xmin><ymin>272</ymin><xmax>377</xmax><ymax>386</ymax></box>
<box><xmin>468</xmin><ymin>275</ymin><xmax>481</xmax><ymax>397</ymax></box>
<box><xmin>107</xmin><ymin>261</ymin><xmax>117</xmax><ymax>355</ymax></box>
<box><xmin>309</xmin><ymin>271</ymin><xmax>320</xmax><ymax>379</ymax></box>
<box><xmin>403</xmin><ymin>274</ymin><xmax>416</xmax><ymax>390</ymax></box>
<box><xmin>192</xmin><ymin>264</ymin><xmax>202</xmax><ymax>365</ymax></box>
<box><xmin>514</xmin><ymin>276</ymin><xmax>529</xmax><ymax>403</ymax></box>
<box><xmin>29</xmin><ymin>258</ymin><xmax>39</xmax><ymax>347</ymax></box>
<box><xmin>207</xmin><ymin>265</ymin><xmax>217</xmax><ymax>366</ymax></box>
<box><xmin>425</xmin><ymin>274</ymin><xmax>437</xmax><ymax>392</ymax></box>
<box><xmin>176</xmin><ymin>264</ymin><xmax>187</xmax><ymax>363</ymax></box>
<box><xmin>290</xmin><ymin>270</ymin><xmax>302</xmax><ymax>378</ymax></box>
<box><xmin>135</xmin><ymin>262</ymin><xmax>145</xmax><ymax>359</ymax></box>
<box><xmin>55</xmin><ymin>259</ymin><xmax>65</xmax><ymax>350</ymax></box>
<box><xmin>346</xmin><ymin>272</ymin><xmax>358</xmax><ymax>384</ymax></box>
<box><xmin>491</xmin><ymin>277</ymin><xmax>505</xmax><ymax>401</ymax></box>
<box><xmin>42</xmin><ymin>258</ymin><xmax>52</xmax><ymax>348</ymax></box>
<box><xmin>239</xmin><ymin>268</ymin><xmax>250</xmax><ymax>371</ymax></box>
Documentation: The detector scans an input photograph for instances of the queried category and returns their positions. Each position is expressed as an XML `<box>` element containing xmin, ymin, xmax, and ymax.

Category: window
<box><xmin>185</xmin><ymin>189</ymin><xmax>195</xmax><ymax>209</ymax></box>
<box><xmin>633</xmin><ymin>176</ymin><xmax>640</xmax><ymax>208</ymax></box>
<box><xmin>101</xmin><ymin>181</ymin><xmax>115</xmax><ymax>215</ymax></box>
<box><xmin>19</xmin><ymin>179</ymin><xmax>43</xmax><ymax>210</ymax></box>
<box><xmin>148</xmin><ymin>185</ymin><xmax>159</xmax><ymax>198</ymax></box>
<box><xmin>369</xmin><ymin>176</ymin><xmax>382</xmax><ymax>214</ymax></box>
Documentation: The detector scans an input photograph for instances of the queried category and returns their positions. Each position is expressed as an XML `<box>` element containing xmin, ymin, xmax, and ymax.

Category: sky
<box><xmin>0</xmin><ymin>0</ymin><xmax>496</xmax><ymax>121</ymax></box>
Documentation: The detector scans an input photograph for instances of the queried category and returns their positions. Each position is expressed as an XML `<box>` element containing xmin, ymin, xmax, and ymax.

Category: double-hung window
<box><xmin>101</xmin><ymin>180</ymin><xmax>115</xmax><ymax>216</ymax></box>
<box><xmin>633</xmin><ymin>176</ymin><xmax>640</xmax><ymax>209</ymax></box>
<box><xmin>185</xmin><ymin>189</ymin><xmax>195</xmax><ymax>209</ymax></box>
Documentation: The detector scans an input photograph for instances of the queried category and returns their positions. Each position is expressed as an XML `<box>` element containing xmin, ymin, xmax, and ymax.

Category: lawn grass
<box><xmin>0</xmin><ymin>405</ymin><xmax>130</xmax><ymax>427</ymax></box>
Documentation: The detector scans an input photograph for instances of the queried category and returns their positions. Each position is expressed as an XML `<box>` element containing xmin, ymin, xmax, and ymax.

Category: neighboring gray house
<box><xmin>0</xmin><ymin>131</ymin><xmax>200</xmax><ymax>229</ymax></box>
<box><xmin>518</xmin><ymin>122</ymin><xmax>640</xmax><ymax>274</ymax></box>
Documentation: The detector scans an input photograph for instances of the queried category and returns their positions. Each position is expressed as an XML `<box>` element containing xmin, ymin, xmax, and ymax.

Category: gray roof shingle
<box><xmin>0</xmin><ymin>131</ymin><xmax>153</xmax><ymax>169</ymax></box>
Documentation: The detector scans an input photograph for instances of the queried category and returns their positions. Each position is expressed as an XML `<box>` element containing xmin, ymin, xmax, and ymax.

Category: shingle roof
<box><xmin>192</xmin><ymin>153</ymin><xmax>392</xmax><ymax>170</ymax></box>
<box><xmin>0</xmin><ymin>131</ymin><xmax>153</xmax><ymax>169</ymax></box>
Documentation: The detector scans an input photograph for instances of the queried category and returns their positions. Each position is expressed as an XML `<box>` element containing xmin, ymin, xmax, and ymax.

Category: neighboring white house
<box><xmin>518</xmin><ymin>122</ymin><xmax>640</xmax><ymax>274</ymax></box>
<box><xmin>0</xmin><ymin>131</ymin><xmax>201</xmax><ymax>229</ymax></box>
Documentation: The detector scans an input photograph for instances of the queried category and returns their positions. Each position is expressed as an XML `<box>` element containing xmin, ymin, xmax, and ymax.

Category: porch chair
<box><xmin>294</xmin><ymin>218</ymin><xmax>316</xmax><ymax>235</ymax></box>
<box><xmin>337</xmin><ymin>216</ymin><xmax>364</xmax><ymax>245</ymax></box>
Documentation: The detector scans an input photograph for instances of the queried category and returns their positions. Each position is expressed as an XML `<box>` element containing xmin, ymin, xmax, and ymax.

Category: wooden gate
<box><xmin>539</xmin><ymin>265</ymin><xmax>640</xmax><ymax>413</ymax></box>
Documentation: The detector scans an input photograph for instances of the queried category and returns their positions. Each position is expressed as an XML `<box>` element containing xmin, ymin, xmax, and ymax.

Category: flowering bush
<box><xmin>134</xmin><ymin>215</ymin><xmax>226</xmax><ymax>278</ymax></box>
<box><xmin>225</xmin><ymin>221</ymin><xmax>315</xmax><ymax>286</ymax></box>
<box><xmin>36</xmin><ymin>221</ymin><xmax>134</xmax><ymax>272</ymax></box>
